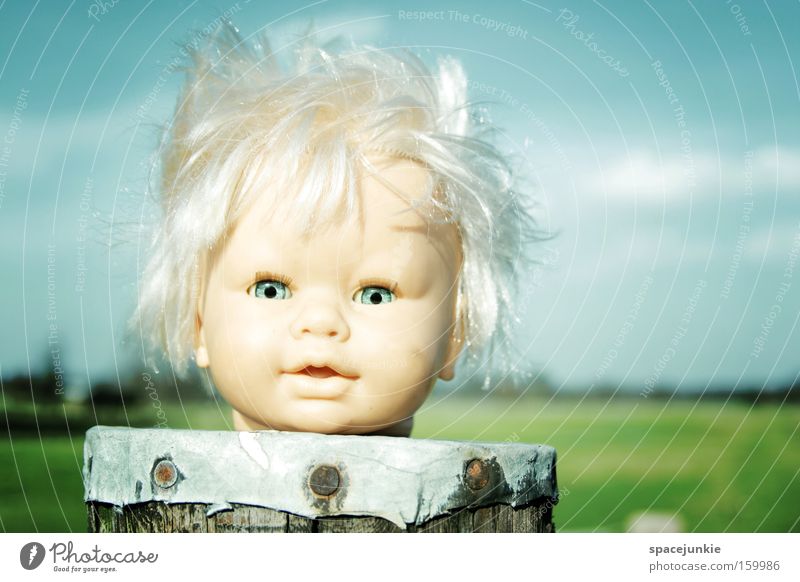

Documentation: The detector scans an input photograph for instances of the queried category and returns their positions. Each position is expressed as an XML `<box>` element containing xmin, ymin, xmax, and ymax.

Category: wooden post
<box><xmin>84</xmin><ymin>426</ymin><xmax>558</xmax><ymax>533</ymax></box>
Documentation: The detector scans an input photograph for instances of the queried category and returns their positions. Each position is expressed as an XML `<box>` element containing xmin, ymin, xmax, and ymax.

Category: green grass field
<box><xmin>1</xmin><ymin>396</ymin><xmax>798</xmax><ymax>532</ymax></box>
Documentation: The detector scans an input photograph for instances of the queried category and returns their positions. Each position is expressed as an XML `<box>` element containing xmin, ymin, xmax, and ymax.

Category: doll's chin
<box><xmin>233</xmin><ymin>402</ymin><xmax>402</xmax><ymax>435</ymax></box>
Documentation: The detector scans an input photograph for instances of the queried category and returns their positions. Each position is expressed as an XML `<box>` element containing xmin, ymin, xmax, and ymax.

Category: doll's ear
<box><xmin>194</xmin><ymin>255</ymin><xmax>211</xmax><ymax>368</ymax></box>
<box><xmin>194</xmin><ymin>311</ymin><xmax>210</xmax><ymax>368</ymax></box>
<box><xmin>439</xmin><ymin>268</ymin><xmax>465</xmax><ymax>382</ymax></box>
<box><xmin>439</xmin><ymin>317</ymin><xmax>464</xmax><ymax>381</ymax></box>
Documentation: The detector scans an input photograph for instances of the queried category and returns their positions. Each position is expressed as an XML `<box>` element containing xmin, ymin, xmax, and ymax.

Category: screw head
<box><xmin>153</xmin><ymin>459</ymin><xmax>178</xmax><ymax>489</ymax></box>
<box><xmin>465</xmin><ymin>459</ymin><xmax>490</xmax><ymax>490</ymax></box>
<box><xmin>308</xmin><ymin>465</ymin><xmax>340</xmax><ymax>497</ymax></box>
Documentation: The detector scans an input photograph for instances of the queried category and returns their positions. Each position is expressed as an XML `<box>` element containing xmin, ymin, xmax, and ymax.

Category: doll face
<box><xmin>195</xmin><ymin>158</ymin><xmax>462</xmax><ymax>435</ymax></box>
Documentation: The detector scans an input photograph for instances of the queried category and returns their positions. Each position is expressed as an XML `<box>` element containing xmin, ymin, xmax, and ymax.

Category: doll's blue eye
<box><xmin>250</xmin><ymin>280</ymin><xmax>291</xmax><ymax>300</ymax></box>
<box><xmin>354</xmin><ymin>286</ymin><xmax>395</xmax><ymax>305</ymax></box>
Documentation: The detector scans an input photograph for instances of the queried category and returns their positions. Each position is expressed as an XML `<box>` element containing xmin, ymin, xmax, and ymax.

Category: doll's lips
<box><xmin>286</xmin><ymin>364</ymin><xmax>358</xmax><ymax>379</ymax></box>
<box><xmin>283</xmin><ymin>364</ymin><xmax>358</xmax><ymax>399</ymax></box>
<box><xmin>301</xmin><ymin>366</ymin><xmax>341</xmax><ymax>379</ymax></box>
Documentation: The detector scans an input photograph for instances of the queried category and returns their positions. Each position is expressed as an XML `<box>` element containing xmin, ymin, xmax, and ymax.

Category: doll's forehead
<box><xmin>248</xmin><ymin>191</ymin><xmax>452</xmax><ymax>243</ymax></box>
<box><xmin>208</xmin><ymin>154</ymin><xmax>463</xmax><ymax>269</ymax></box>
<box><xmin>217</xmin><ymin>182</ymin><xmax>461</xmax><ymax>268</ymax></box>
<box><xmin>243</xmin><ymin>155</ymin><xmax>448</xmax><ymax>231</ymax></box>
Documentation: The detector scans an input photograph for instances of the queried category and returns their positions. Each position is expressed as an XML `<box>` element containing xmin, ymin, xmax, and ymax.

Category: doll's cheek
<box><xmin>388</xmin><ymin>342</ymin><xmax>444</xmax><ymax>382</ymax></box>
<box><xmin>240</xmin><ymin>324</ymin><xmax>283</xmax><ymax>355</ymax></box>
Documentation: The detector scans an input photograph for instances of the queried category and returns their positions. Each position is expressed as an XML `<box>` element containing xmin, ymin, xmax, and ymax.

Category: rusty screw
<box><xmin>465</xmin><ymin>459</ymin><xmax>490</xmax><ymax>491</ymax></box>
<box><xmin>152</xmin><ymin>459</ymin><xmax>178</xmax><ymax>489</ymax></box>
<box><xmin>308</xmin><ymin>465</ymin><xmax>340</xmax><ymax>497</ymax></box>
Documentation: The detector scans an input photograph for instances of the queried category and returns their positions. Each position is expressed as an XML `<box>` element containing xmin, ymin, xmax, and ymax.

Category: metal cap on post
<box><xmin>84</xmin><ymin>426</ymin><xmax>558</xmax><ymax>533</ymax></box>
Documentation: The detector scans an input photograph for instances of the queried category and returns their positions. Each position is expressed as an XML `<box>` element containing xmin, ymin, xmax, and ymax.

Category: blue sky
<box><xmin>1</xmin><ymin>0</ymin><xmax>798</xmax><ymax>393</ymax></box>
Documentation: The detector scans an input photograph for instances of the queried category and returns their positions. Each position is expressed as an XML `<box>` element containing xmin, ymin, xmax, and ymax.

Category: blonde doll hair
<box><xmin>135</xmin><ymin>22</ymin><xmax>542</xmax><ymax>380</ymax></box>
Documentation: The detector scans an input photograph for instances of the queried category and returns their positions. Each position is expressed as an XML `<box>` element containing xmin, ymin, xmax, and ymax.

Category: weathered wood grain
<box><xmin>87</xmin><ymin>500</ymin><xmax>556</xmax><ymax>533</ymax></box>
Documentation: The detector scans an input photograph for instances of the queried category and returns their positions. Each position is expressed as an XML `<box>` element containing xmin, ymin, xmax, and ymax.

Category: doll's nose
<box><xmin>289</xmin><ymin>298</ymin><xmax>350</xmax><ymax>341</ymax></box>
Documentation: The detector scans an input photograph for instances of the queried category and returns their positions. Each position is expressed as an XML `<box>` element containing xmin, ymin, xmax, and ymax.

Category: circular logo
<box><xmin>20</xmin><ymin>542</ymin><xmax>46</xmax><ymax>570</ymax></box>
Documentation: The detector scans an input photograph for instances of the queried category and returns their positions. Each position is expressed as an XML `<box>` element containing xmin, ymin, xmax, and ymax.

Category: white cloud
<box><xmin>751</xmin><ymin>146</ymin><xmax>800</xmax><ymax>190</ymax></box>
<box><xmin>745</xmin><ymin>221</ymin><xmax>800</xmax><ymax>263</ymax></box>
<box><xmin>579</xmin><ymin>147</ymin><xmax>800</xmax><ymax>203</ymax></box>
<box><xmin>601</xmin><ymin>153</ymin><xmax>696</xmax><ymax>199</ymax></box>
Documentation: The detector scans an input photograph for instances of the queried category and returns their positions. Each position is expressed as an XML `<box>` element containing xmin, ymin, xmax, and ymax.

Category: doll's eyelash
<box><xmin>358</xmin><ymin>278</ymin><xmax>398</xmax><ymax>294</ymax></box>
<box><xmin>253</xmin><ymin>271</ymin><xmax>294</xmax><ymax>287</ymax></box>
<box><xmin>250</xmin><ymin>273</ymin><xmax>396</xmax><ymax>294</ymax></box>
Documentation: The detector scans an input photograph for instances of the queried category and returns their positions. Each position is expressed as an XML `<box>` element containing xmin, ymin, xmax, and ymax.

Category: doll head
<box><xmin>135</xmin><ymin>24</ymin><xmax>539</xmax><ymax>435</ymax></box>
